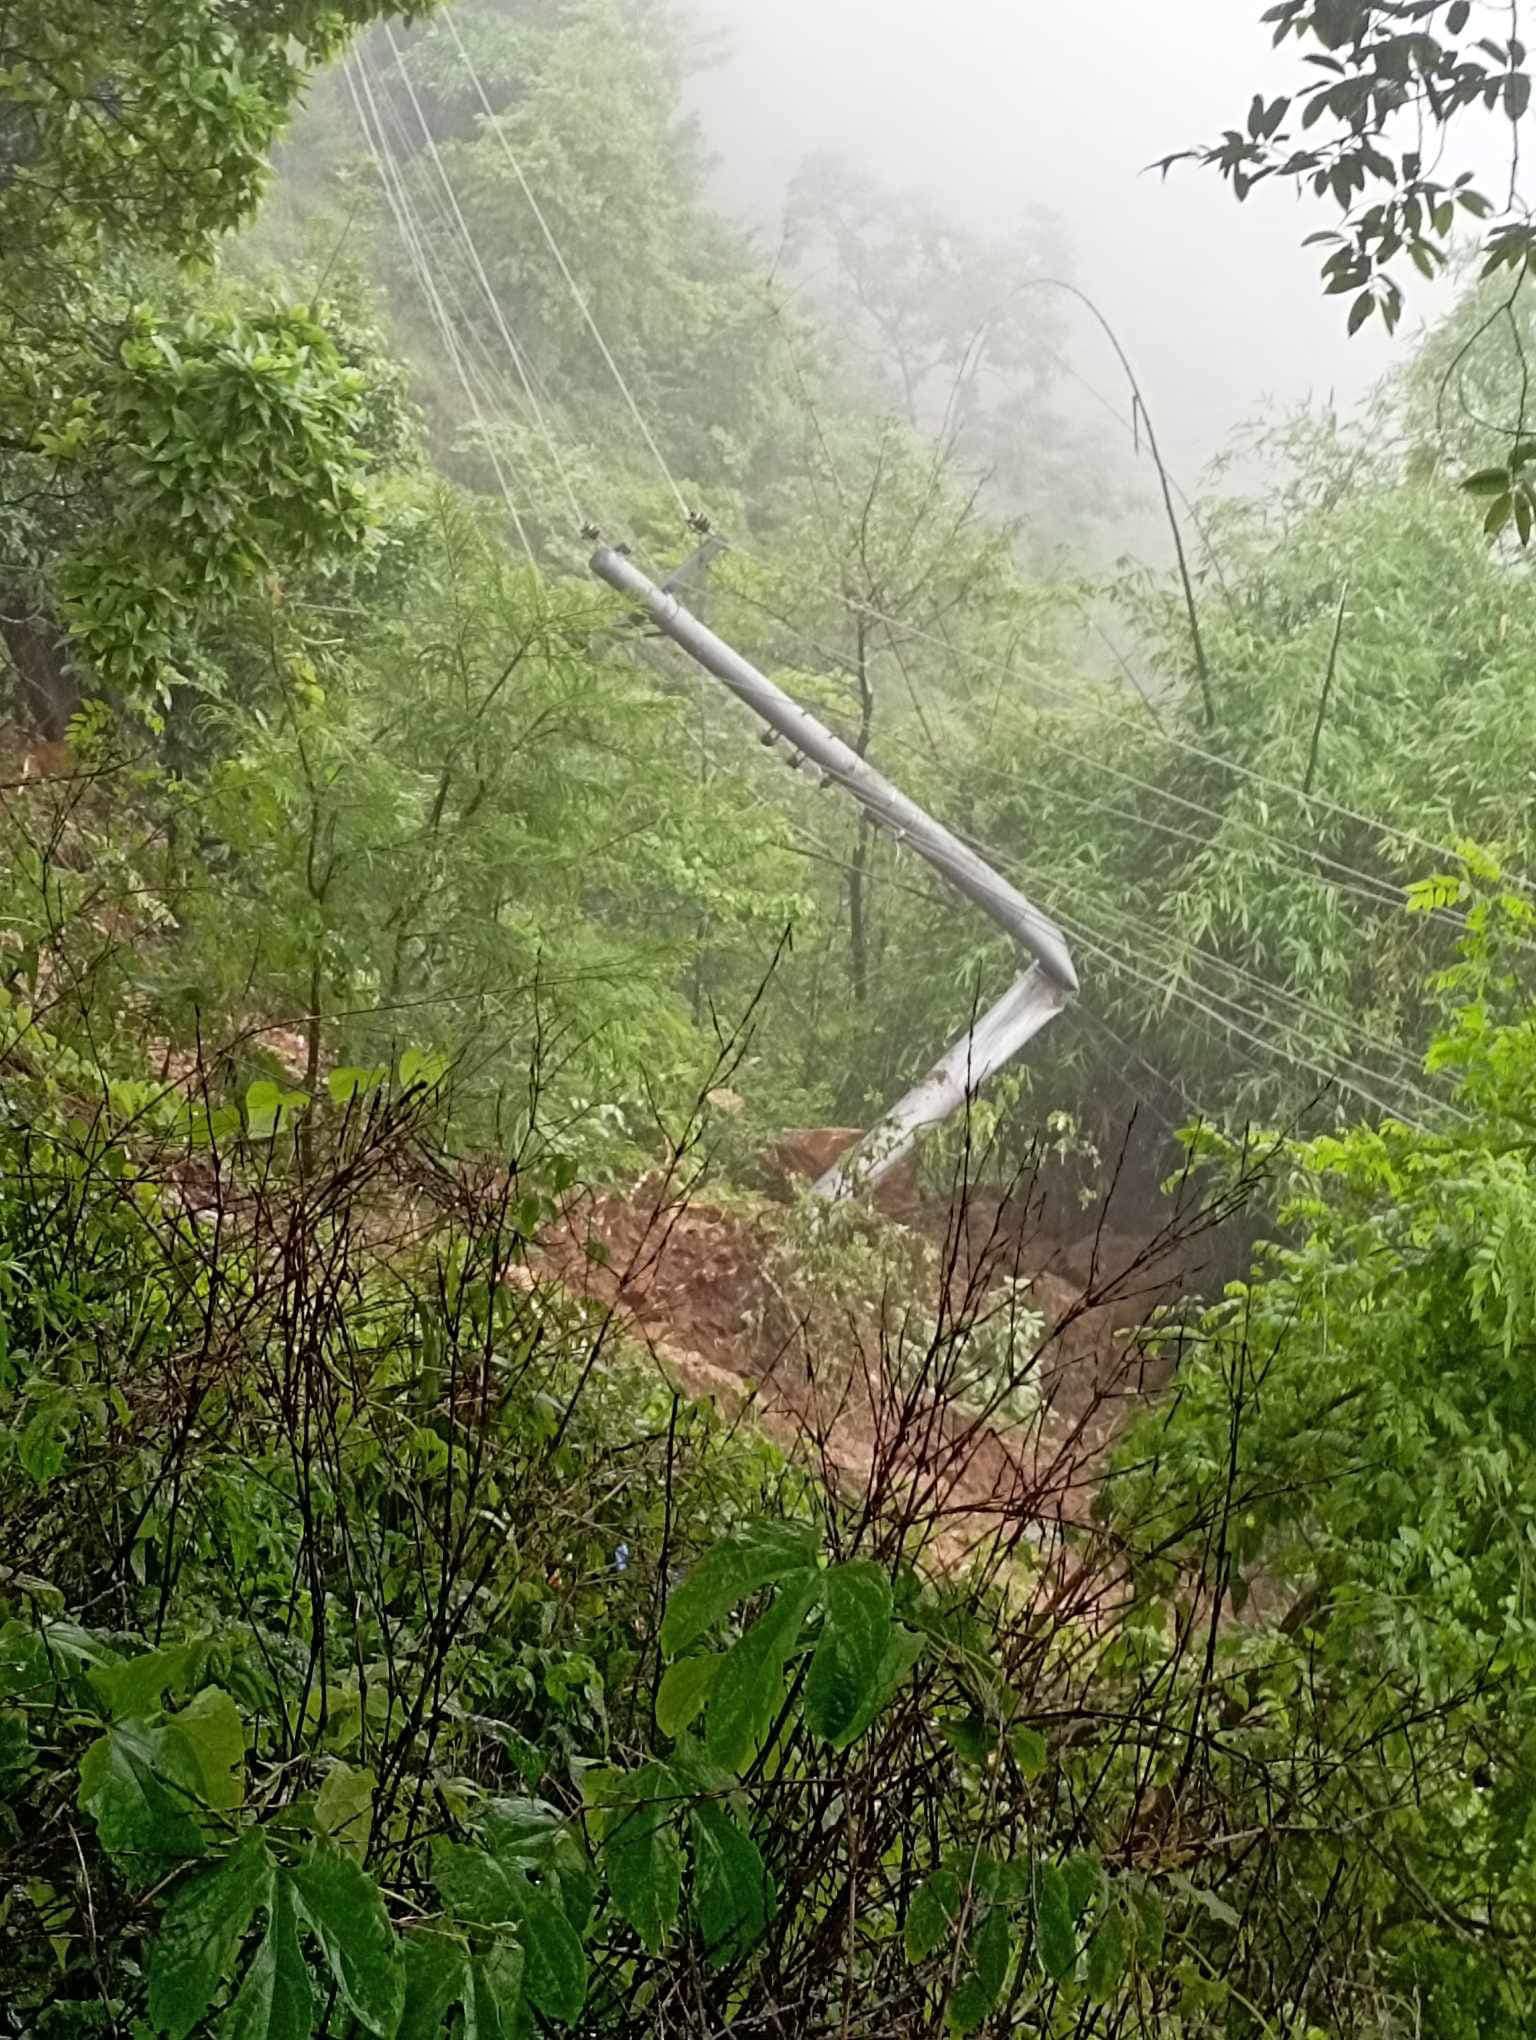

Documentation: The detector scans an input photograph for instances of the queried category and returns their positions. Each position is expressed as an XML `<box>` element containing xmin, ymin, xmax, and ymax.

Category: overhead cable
<box><xmin>439</xmin><ymin>2</ymin><xmax>695</xmax><ymax>530</ymax></box>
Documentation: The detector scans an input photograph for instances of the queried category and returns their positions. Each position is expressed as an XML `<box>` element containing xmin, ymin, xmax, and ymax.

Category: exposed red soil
<box><xmin>537</xmin><ymin>1129</ymin><xmax>1201</xmax><ymax>1572</ymax></box>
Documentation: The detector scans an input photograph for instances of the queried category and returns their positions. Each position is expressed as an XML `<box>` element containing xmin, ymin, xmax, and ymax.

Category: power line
<box><xmin>781</xmin><ymin>810</ymin><xmax>1441</xmax><ymax>1129</ymax></box>
<box><xmin>1011</xmin><ymin>861</ymin><xmax>1464</xmax><ymax>1124</ymax></box>
<box><xmin>343</xmin><ymin>53</ymin><xmax>536</xmax><ymax>566</ymax></box>
<box><xmin>714</xmin><ymin>558</ymin><xmax>1499</xmax><ymax>952</ymax></box>
<box><xmin>362</xmin><ymin>63</ymin><xmax>561</xmax><ymax>541</ymax></box>
<box><xmin>378</xmin><ymin>24</ymin><xmax>586</xmax><ymax>534</ymax></box>
<box><xmin>636</xmin><ymin>571</ymin><xmax>1469</xmax><ymax>1113</ymax></box>
<box><xmin>439</xmin><ymin>1</ymin><xmax>694</xmax><ymax>530</ymax></box>
<box><xmin>355</xmin><ymin>14</ymin><xmax>1493</xmax><ymax>1133</ymax></box>
<box><xmin>390</xmin><ymin>11</ymin><xmax>1480</xmax><ymax>925</ymax></box>
<box><xmin>719</xmin><ymin>535</ymin><xmax>1536</xmax><ymax>901</ymax></box>
<box><xmin>1048</xmin><ymin>903</ymin><xmax>1436</xmax><ymax>1132</ymax></box>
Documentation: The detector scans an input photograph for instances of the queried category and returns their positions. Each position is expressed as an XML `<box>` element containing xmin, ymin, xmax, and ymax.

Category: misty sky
<box><xmin>686</xmin><ymin>0</ymin><xmax>1415</xmax><ymax>484</ymax></box>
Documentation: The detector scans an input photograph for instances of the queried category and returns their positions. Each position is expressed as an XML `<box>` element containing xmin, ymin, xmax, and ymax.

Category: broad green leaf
<box><xmin>432</xmin><ymin>1845</ymin><xmax>585</xmax><ymax>2023</ymax></box>
<box><xmin>485</xmin><ymin>1797</ymin><xmax>562</xmax><ymax>1851</ymax></box>
<box><xmin>401</xmin><ymin>1932</ymin><xmax>472</xmax><ymax>2040</ymax></box>
<box><xmin>690</xmin><ymin>1799</ymin><xmax>772</xmax><ymax>1963</ymax></box>
<box><xmin>656</xmin><ymin>1655</ymin><xmax>722</xmax><ymax>1738</ymax></box>
<box><xmin>327</xmin><ymin>1065</ymin><xmax>386</xmax><ymax>1107</ymax></box>
<box><xmin>78</xmin><ymin>1717</ymin><xmax>206</xmax><ymax>1864</ymax></box>
<box><xmin>223</xmin><ymin>1874</ymin><xmax>312</xmax><ymax>2040</ymax></box>
<box><xmin>399</xmin><ymin>1047</ymin><xmax>448</xmax><ymax>1092</ymax></box>
<box><xmin>599</xmin><ymin>1761</ymin><xmax>683</xmax><ymax>1954</ymax></box>
<box><xmin>1461</xmin><ymin>466</ymin><xmax>1512</xmax><ymax>497</ymax></box>
<box><xmin>1062</xmin><ymin>1853</ymin><xmax>1102</xmax><ymax>1923</ymax></box>
<box><xmin>289</xmin><ymin>1849</ymin><xmax>405</xmax><ymax>2036</ymax></box>
<box><xmin>948</xmin><ymin>1900</ymin><xmax>1011</xmax><ymax>2033</ymax></box>
<box><xmin>434</xmin><ymin>1838</ymin><xmax>521</xmax><ymax>1926</ymax></box>
<box><xmin>169</xmin><ymin>1687</ymin><xmax>245</xmax><ymax>1811</ymax></box>
<box><xmin>660</xmin><ymin>1522</ymin><xmax>819</xmax><ymax>1658</ymax></box>
<box><xmin>510</xmin><ymin>1874</ymin><xmax>586</xmax><ymax>2024</ymax></box>
<box><xmin>803</xmin><ymin>1560</ymin><xmax>892</xmax><ymax>1747</ymax></box>
<box><xmin>1085</xmin><ymin>1904</ymin><xmax>1127</xmax><ymax>2004</ymax></box>
<box><xmin>0</xmin><ymin>1621</ymin><xmax>51</xmax><ymax>1704</ymax></box>
<box><xmin>313</xmin><ymin>1762</ymin><xmax>374</xmax><ymax>1860</ymax></box>
<box><xmin>1036</xmin><ymin>1862</ymin><xmax>1077</xmax><ymax>1981</ymax></box>
<box><xmin>906</xmin><ymin>1867</ymin><xmax>965</xmax><ymax>1963</ymax></box>
<box><xmin>843</xmin><ymin>1622</ymin><xmax>925</xmax><ymax>1744</ymax></box>
<box><xmin>1010</xmin><ymin>1726</ymin><xmax>1048</xmax><ymax>1779</ymax></box>
<box><xmin>937</xmin><ymin>1714</ymin><xmax>993</xmax><ymax>1764</ymax></box>
<box><xmin>244</xmin><ymin>1080</ymin><xmax>284</xmax><ymax>1140</ymax></box>
<box><xmin>469</xmin><ymin>1943</ymin><xmax>528</xmax><ymax>2040</ymax></box>
<box><xmin>91</xmin><ymin>1643</ymin><xmax>199</xmax><ymax>1720</ymax></box>
<box><xmin>148</xmin><ymin>1830</ymin><xmax>272</xmax><ymax>2040</ymax></box>
<box><xmin>705</xmin><ymin>1571</ymin><xmax>819</xmax><ymax>1770</ymax></box>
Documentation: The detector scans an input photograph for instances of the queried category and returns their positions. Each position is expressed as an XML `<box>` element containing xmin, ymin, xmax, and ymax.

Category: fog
<box><xmin>686</xmin><ymin>0</ymin><xmax>1409</xmax><ymax>484</ymax></box>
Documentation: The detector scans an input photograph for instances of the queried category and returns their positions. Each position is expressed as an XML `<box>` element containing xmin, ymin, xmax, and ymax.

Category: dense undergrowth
<box><xmin>5</xmin><ymin>907</ymin><xmax>1536</xmax><ymax>2033</ymax></box>
<box><xmin>7</xmin><ymin>0</ymin><xmax>1536</xmax><ymax>2032</ymax></box>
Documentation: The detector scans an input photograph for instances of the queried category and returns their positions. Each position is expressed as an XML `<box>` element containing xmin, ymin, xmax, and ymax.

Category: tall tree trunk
<box><xmin>1</xmin><ymin>600</ymin><xmax>78</xmax><ymax>741</ymax></box>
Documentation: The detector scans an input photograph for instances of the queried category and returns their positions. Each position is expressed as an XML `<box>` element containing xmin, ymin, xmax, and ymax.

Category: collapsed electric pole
<box><xmin>589</xmin><ymin>544</ymin><xmax>1078</xmax><ymax>1198</ymax></box>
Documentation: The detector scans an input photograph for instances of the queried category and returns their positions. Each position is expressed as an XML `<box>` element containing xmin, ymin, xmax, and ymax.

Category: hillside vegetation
<box><xmin>3</xmin><ymin>3</ymin><xmax>1536</xmax><ymax>2035</ymax></box>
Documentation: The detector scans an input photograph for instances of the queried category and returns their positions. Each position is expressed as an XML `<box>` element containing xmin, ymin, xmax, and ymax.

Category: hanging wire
<box><xmin>367</xmin><ymin>77</ymin><xmax>543</xmax><ymax>433</ymax></box>
<box><xmin>779</xmin><ymin>810</ymin><xmax>1442</xmax><ymax>1129</ymax></box>
<box><xmin>789</xmin><ymin>796</ymin><xmax>1460</xmax><ymax>1124</ymax></box>
<box><xmin>379</xmin><ymin>24</ymin><xmax>587</xmax><ymax>534</ymax></box>
<box><xmin>439</xmin><ymin>1</ymin><xmax>696</xmax><ymax>531</ymax></box>
<box><xmin>348</xmin><ymin>13</ymin><xmax>1511</xmax><ymax>1130</ymax></box>
<box><xmin>661</xmin><ymin>587</ymin><xmax>1468</xmax><ymax>1112</ymax></box>
<box><xmin>1046</xmin><ymin>900</ymin><xmax>1436</xmax><ymax>1131</ymax></box>
<box><xmin>343</xmin><ymin>53</ymin><xmax>536</xmax><ymax>567</ymax></box>
<box><xmin>712</xmin><ymin>565</ymin><xmax>1484</xmax><ymax>946</ymax></box>
<box><xmin>364</xmin><ymin>62</ymin><xmax>637</xmax><ymax>560</ymax></box>
<box><xmin>725</xmin><ymin>533</ymin><xmax>1536</xmax><ymax>898</ymax></box>
<box><xmin>1009</xmin><ymin>863</ymin><xmax>1465</xmax><ymax>1124</ymax></box>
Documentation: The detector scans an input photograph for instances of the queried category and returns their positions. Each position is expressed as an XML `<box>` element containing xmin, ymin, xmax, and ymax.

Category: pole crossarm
<box><xmin>588</xmin><ymin>543</ymin><xmax>1079</xmax><ymax>1194</ymax></box>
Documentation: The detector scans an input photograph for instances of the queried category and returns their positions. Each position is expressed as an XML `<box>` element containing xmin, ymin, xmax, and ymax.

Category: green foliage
<box><xmin>13</xmin><ymin>0</ymin><xmax>1536</xmax><ymax>2032</ymax></box>
<box><xmin>0</xmin><ymin>0</ymin><xmax>434</xmax><ymax>265</ymax></box>
<box><xmin>589</xmin><ymin>1763</ymin><xmax>684</xmax><ymax>1955</ymax></box>
<box><xmin>42</xmin><ymin>302</ymin><xmax>384</xmax><ymax>691</ymax></box>
<box><xmin>1104</xmin><ymin>883</ymin><xmax>1536</xmax><ymax>2022</ymax></box>
<box><xmin>1172</xmin><ymin>2</ymin><xmax>1515</xmax><ymax>340</ymax></box>
<box><xmin>657</xmin><ymin>1520</ymin><xmax>818</xmax><ymax>1658</ymax></box>
<box><xmin>801</xmin><ymin>1560</ymin><xmax>893</xmax><ymax>1747</ymax></box>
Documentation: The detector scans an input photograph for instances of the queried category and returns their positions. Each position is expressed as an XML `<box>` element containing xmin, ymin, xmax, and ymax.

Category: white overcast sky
<box><xmin>685</xmin><ymin>0</ymin><xmax>1424</xmax><ymax>480</ymax></box>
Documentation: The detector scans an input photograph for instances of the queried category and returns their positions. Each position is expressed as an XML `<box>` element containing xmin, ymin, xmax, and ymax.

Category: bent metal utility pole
<box><xmin>589</xmin><ymin>544</ymin><xmax>1078</xmax><ymax>1199</ymax></box>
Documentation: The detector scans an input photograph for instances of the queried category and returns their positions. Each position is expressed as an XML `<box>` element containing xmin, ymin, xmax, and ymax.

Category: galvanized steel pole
<box><xmin>589</xmin><ymin>544</ymin><xmax>1078</xmax><ymax>1193</ymax></box>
